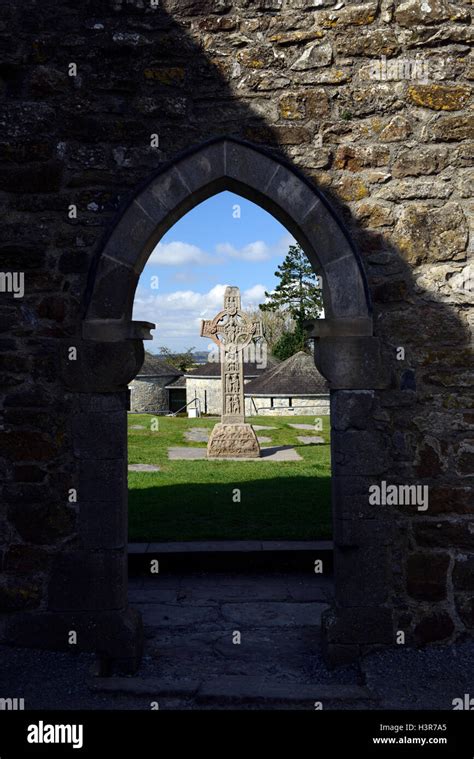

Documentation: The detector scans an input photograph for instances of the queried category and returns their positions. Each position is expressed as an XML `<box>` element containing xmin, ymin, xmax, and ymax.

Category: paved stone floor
<box><xmin>1</xmin><ymin>570</ymin><xmax>473</xmax><ymax>710</ymax></box>
<box><xmin>121</xmin><ymin>571</ymin><xmax>375</xmax><ymax>709</ymax></box>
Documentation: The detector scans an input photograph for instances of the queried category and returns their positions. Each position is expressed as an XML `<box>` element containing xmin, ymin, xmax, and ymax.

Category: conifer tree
<box><xmin>259</xmin><ymin>244</ymin><xmax>322</xmax><ymax>358</ymax></box>
<box><xmin>260</xmin><ymin>244</ymin><xmax>322</xmax><ymax>329</ymax></box>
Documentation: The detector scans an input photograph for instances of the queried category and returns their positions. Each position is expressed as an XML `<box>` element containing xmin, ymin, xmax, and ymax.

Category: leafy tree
<box><xmin>158</xmin><ymin>346</ymin><xmax>196</xmax><ymax>372</ymax></box>
<box><xmin>272</xmin><ymin>324</ymin><xmax>307</xmax><ymax>361</ymax></box>
<box><xmin>259</xmin><ymin>244</ymin><xmax>322</xmax><ymax>331</ymax></box>
<box><xmin>244</xmin><ymin>306</ymin><xmax>295</xmax><ymax>354</ymax></box>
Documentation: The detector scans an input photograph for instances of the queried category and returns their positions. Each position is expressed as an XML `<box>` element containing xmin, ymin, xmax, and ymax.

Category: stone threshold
<box><xmin>129</xmin><ymin>540</ymin><xmax>333</xmax><ymax>555</ymax></box>
<box><xmin>89</xmin><ymin>676</ymin><xmax>374</xmax><ymax>705</ymax></box>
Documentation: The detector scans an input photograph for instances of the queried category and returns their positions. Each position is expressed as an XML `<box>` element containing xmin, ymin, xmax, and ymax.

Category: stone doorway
<box><xmin>70</xmin><ymin>137</ymin><xmax>390</xmax><ymax>669</ymax></box>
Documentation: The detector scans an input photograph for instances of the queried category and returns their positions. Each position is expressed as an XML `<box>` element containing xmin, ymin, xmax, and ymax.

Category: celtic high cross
<box><xmin>201</xmin><ymin>286</ymin><xmax>263</xmax><ymax>424</ymax></box>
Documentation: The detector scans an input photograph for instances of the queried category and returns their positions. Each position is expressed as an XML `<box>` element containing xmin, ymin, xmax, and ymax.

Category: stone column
<box><xmin>321</xmin><ymin>389</ymin><xmax>395</xmax><ymax>665</ymax></box>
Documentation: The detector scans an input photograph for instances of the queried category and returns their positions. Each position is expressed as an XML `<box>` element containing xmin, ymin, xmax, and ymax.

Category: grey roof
<box><xmin>137</xmin><ymin>351</ymin><xmax>183</xmax><ymax>377</ymax></box>
<box><xmin>165</xmin><ymin>375</ymin><xmax>187</xmax><ymax>389</ymax></box>
<box><xmin>244</xmin><ymin>351</ymin><xmax>329</xmax><ymax>396</ymax></box>
<box><xmin>185</xmin><ymin>356</ymin><xmax>279</xmax><ymax>379</ymax></box>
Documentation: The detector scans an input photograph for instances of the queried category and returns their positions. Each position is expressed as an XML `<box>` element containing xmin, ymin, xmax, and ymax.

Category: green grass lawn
<box><xmin>128</xmin><ymin>414</ymin><xmax>332</xmax><ymax>542</ymax></box>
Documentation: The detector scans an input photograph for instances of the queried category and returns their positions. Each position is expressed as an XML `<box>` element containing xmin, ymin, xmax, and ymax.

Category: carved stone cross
<box><xmin>201</xmin><ymin>286</ymin><xmax>263</xmax><ymax>457</ymax></box>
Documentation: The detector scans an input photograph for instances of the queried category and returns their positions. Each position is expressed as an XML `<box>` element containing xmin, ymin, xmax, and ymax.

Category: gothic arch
<box><xmin>84</xmin><ymin>139</ymin><xmax>370</xmax><ymax>324</ymax></box>
<box><xmin>80</xmin><ymin>137</ymin><xmax>387</xmax><ymax>389</ymax></box>
<box><xmin>61</xmin><ymin>137</ymin><xmax>391</xmax><ymax>669</ymax></box>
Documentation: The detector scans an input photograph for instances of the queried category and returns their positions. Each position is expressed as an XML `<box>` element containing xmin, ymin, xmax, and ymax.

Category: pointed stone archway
<box><xmin>61</xmin><ymin>137</ymin><xmax>391</xmax><ymax>668</ymax></box>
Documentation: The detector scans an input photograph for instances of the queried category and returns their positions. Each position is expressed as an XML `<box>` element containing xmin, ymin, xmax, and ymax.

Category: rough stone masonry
<box><xmin>0</xmin><ymin>0</ymin><xmax>472</xmax><ymax>669</ymax></box>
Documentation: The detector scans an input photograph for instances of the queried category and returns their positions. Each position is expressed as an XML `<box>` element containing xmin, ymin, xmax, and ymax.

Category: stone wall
<box><xmin>129</xmin><ymin>375</ymin><xmax>174</xmax><ymax>412</ymax></box>
<box><xmin>245</xmin><ymin>395</ymin><xmax>330</xmax><ymax>415</ymax></box>
<box><xmin>186</xmin><ymin>377</ymin><xmax>222</xmax><ymax>415</ymax></box>
<box><xmin>186</xmin><ymin>377</ymin><xmax>329</xmax><ymax>416</ymax></box>
<box><xmin>0</xmin><ymin>0</ymin><xmax>472</xmax><ymax>664</ymax></box>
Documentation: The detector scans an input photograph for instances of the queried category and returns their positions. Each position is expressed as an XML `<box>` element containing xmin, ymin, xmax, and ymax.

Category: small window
<box><xmin>270</xmin><ymin>397</ymin><xmax>274</xmax><ymax>408</ymax></box>
<box><xmin>288</xmin><ymin>397</ymin><xmax>293</xmax><ymax>408</ymax></box>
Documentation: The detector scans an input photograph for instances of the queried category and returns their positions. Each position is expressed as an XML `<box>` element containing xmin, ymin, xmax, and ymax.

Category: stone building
<box><xmin>129</xmin><ymin>351</ymin><xmax>183</xmax><ymax>413</ymax></box>
<box><xmin>184</xmin><ymin>357</ymin><xmax>277</xmax><ymax>415</ymax></box>
<box><xmin>245</xmin><ymin>351</ymin><xmax>330</xmax><ymax>415</ymax></box>
<box><xmin>131</xmin><ymin>351</ymin><xmax>329</xmax><ymax>415</ymax></box>
<box><xmin>0</xmin><ymin>0</ymin><xmax>472</xmax><ymax>671</ymax></box>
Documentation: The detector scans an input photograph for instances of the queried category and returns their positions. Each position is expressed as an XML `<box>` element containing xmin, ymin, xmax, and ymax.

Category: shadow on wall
<box><xmin>75</xmin><ymin>1</ymin><xmax>471</xmax><ymax>352</ymax></box>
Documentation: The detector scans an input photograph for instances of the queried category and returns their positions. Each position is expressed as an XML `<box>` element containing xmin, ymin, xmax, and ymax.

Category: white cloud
<box><xmin>148</xmin><ymin>241</ymin><xmax>220</xmax><ymax>266</ymax></box>
<box><xmin>242</xmin><ymin>284</ymin><xmax>268</xmax><ymax>307</ymax></box>
<box><xmin>216</xmin><ymin>233</ymin><xmax>295</xmax><ymax>262</ymax></box>
<box><xmin>216</xmin><ymin>240</ymin><xmax>270</xmax><ymax>261</ymax></box>
<box><xmin>133</xmin><ymin>283</ymin><xmax>270</xmax><ymax>351</ymax></box>
<box><xmin>148</xmin><ymin>233</ymin><xmax>296</xmax><ymax>267</ymax></box>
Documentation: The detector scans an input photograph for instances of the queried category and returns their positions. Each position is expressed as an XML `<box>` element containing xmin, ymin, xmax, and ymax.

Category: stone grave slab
<box><xmin>184</xmin><ymin>428</ymin><xmax>209</xmax><ymax>443</ymax></box>
<box><xmin>128</xmin><ymin>464</ymin><xmax>161</xmax><ymax>472</ymax></box>
<box><xmin>297</xmin><ymin>436</ymin><xmax>325</xmax><ymax>445</ymax></box>
<box><xmin>289</xmin><ymin>423</ymin><xmax>320</xmax><ymax>430</ymax></box>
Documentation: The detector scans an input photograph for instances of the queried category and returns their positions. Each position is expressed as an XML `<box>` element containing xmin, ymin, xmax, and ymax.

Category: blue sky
<box><xmin>133</xmin><ymin>191</ymin><xmax>296</xmax><ymax>353</ymax></box>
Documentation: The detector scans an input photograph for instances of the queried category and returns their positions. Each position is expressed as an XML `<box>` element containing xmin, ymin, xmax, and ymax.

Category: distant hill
<box><xmin>190</xmin><ymin>351</ymin><xmax>210</xmax><ymax>365</ymax></box>
<box><xmin>155</xmin><ymin>350</ymin><xmax>209</xmax><ymax>366</ymax></box>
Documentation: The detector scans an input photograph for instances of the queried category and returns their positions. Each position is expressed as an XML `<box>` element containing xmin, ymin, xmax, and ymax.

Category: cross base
<box><xmin>207</xmin><ymin>423</ymin><xmax>261</xmax><ymax>459</ymax></box>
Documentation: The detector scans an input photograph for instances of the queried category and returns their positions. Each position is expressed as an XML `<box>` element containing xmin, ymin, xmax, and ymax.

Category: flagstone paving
<box><xmin>184</xmin><ymin>428</ymin><xmax>209</xmax><ymax>442</ymax></box>
<box><xmin>289</xmin><ymin>423</ymin><xmax>321</xmax><ymax>430</ymax></box>
<box><xmin>121</xmin><ymin>570</ymin><xmax>372</xmax><ymax>708</ymax></box>
<box><xmin>1</xmin><ymin>570</ymin><xmax>473</xmax><ymax>709</ymax></box>
<box><xmin>128</xmin><ymin>464</ymin><xmax>161</xmax><ymax>472</ymax></box>
<box><xmin>297</xmin><ymin>436</ymin><xmax>325</xmax><ymax>445</ymax></box>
